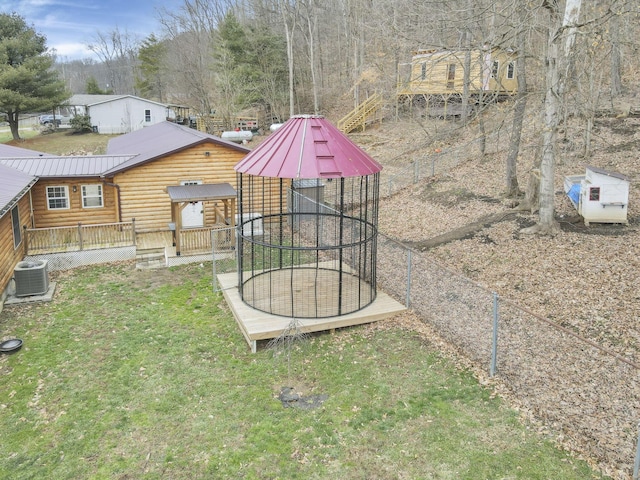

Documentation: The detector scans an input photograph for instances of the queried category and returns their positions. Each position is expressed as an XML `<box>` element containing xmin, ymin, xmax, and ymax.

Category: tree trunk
<box><xmin>301</xmin><ymin>1</ymin><xmax>319</xmax><ymax>114</ymax></box>
<box><xmin>610</xmin><ymin>12</ymin><xmax>622</xmax><ymax>96</ymax></box>
<box><xmin>527</xmin><ymin>0</ymin><xmax>582</xmax><ymax>235</ymax></box>
<box><xmin>281</xmin><ymin>5</ymin><xmax>296</xmax><ymax>118</ymax></box>
<box><xmin>461</xmin><ymin>29</ymin><xmax>472</xmax><ymax>120</ymax></box>
<box><xmin>504</xmin><ymin>13</ymin><xmax>527</xmax><ymax>198</ymax></box>
<box><xmin>8</xmin><ymin>111</ymin><xmax>20</xmax><ymax>141</ymax></box>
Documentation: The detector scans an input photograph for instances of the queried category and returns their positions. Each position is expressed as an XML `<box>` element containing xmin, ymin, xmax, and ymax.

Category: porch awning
<box><xmin>166</xmin><ymin>183</ymin><xmax>237</xmax><ymax>256</ymax></box>
<box><xmin>166</xmin><ymin>183</ymin><xmax>237</xmax><ymax>202</ymax></box>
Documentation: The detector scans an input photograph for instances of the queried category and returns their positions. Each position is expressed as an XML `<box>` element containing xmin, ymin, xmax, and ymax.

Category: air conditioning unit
<box><xmin>14</xmin><ymin>260</ymin><xmax>49</xmax><ymax>297</ymax></box>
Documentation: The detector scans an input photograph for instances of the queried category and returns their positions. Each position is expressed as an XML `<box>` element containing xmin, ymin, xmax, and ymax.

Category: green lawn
<box><xmin>0</xmin><ymin>126</ymin><xmax>40</xmax><ymax>143</ymax></box>
<box><xmin>0</xmin><ymin>263</ymin><xmax>607</xmax><ymax>479</ymax></box>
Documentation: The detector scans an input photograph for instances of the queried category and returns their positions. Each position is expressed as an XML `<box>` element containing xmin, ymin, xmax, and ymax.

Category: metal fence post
<box><xmin>633</xmin><ymin>421</ymin><xmax>640</xmax><ymax>480</ymax></box>
<box><xmin>490</xmin><ymin>292</ymin><xmax>499</xmax><ymax>377</ymax></box>
<box><xmin>211</xmin><ymin>229</ymin><xmax>218</xmax><ymax>293</ymax></box>
<box><xmin>406</xmin><ymin>249</ymin><xmax>412</xmax><ymax>308</ymax></box>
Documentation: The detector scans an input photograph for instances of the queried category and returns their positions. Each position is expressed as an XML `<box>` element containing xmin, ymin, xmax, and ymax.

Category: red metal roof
<box><xmin>234</xmin><ymin>115</ymin><xmax>382</xmax><ymax>178</ymax></box>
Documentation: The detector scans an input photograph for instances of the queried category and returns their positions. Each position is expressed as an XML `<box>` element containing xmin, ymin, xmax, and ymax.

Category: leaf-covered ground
<box><xmin>357</xmin><ymin>110</ymin><xmax>640</xmax><ymax>478</ymax></box>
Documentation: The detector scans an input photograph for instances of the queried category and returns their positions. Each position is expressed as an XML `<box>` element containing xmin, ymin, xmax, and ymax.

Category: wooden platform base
<box><xmin>217</xmin><ymin>271</ymin><xmax>406</xmax><ymax>353</ymax></box>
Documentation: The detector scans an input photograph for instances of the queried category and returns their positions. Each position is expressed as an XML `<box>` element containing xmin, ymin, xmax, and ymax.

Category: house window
<box><xmin>11</xmin><ymin>205</ymin><xmax>21</xmax><ymax>249</ymax></box>
<box><xmin>446</xmin><ymin>64</ymin><xmax>456</xmax><ymax>89</ymax></box>
<box><xmin>492</xmin><ymin>61</ymin><xmax>499</xmax><ymax>78</ymax></box>
<box><xmin>82</xmin><ymin>184</ymin><xmax>103</xmax><ymax>208</ymax></box>
<box><xmin>506</xmin><ymin>62</ymin><xmax>515</xmax><ymax>79</ymax></box>
<box><xmin>145</xmin><ymin>109</ymin><xmax>151</xmax><ymax>122</ymax></box>
<box><xmin>589</xmin><ymin>187</ymin><xmax>600</xmax><ymax>201</ymax></box>
<box><xmin>421</xmin><ymin>63</ymin><xmax>427</xmax><ymax>80</ymax></box>
<box><xmin>47</xmin><ymin>186</ymin><xmax>69</xmax><ymax>210</ymax></box>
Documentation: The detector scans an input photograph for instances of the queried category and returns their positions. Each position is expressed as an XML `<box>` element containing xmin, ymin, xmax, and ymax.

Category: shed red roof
<box><xmin>234</xmin><ymin>115</ymin><xmax>382</xmax><ymax>178</ymax></box>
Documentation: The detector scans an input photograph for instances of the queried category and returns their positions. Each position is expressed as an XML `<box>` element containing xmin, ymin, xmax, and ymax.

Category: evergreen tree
<box><xmin>86</xmin><ymin>76</ymin><xmax>112</xmax><ymax>95</ymax></box>
<box><xmin>214</xmin><ymin>12</ymin><xmax>251</xmax><ymax>126</ymax></box>
<box><xmin>135</xmin><ymin>34</ymin><xmax>167</xmax><ymax>101</ymax></box>
<box><xmin>213</xmin><ymin>12</ymin><xmax>288</xmax><ymax>125</ymax></box>
<box><xmin>0</xmin><ymin>13</ymin><xmax>69</xmax><ymax>140</ymax></box>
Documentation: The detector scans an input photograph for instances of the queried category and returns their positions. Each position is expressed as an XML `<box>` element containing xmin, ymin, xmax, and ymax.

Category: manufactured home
<box><xmin>67</xmin><ymin>94</ymin><xmax>176</xmax><ymax>134</ymax></box>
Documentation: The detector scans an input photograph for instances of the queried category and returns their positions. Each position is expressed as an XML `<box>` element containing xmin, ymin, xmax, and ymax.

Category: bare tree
<box><xmin>526</xmin><ymin>0</ymin><xmax>582</xmax><ymax>235</ymax></box>
<box><xmin>504</xmin><ymin>3</ymin><xmax>529</xmax><ymax>198</ymax></box>
<box><xmin>278</xmin><ymin>0</ymin><xmax>299</xmax><ymax>117</ymax></box>
<box><xmin>609</xmin><ymin>10</ymin><xmax>622</xmax><ymax>97</ymax></box>
<box><xmin>87</xmin><ymin>28</ymin><xmax>140</xmax><ymax>94</ymax></box>
<box><xmin>158</xmin><ymin>0</ymin><xmax>235</xmax><ymax>113</ymax></box>
<box><xmin>299</xmin><ymin>0</ymin><xmax>320</xmax><ymax>113</ymax></box>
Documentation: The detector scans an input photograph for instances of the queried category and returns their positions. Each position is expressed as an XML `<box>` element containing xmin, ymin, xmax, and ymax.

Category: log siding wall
<box><xmin>400</xmin><ymin>49</ymin><xmax>518</xmax><ymax>96</ymax></box>
<box><xmin>113</xmin><ymin>143</ymin><xmax>247</xmax><ymax>232</ymax></box>
<box><xmin>0</xmin><ymin>194</ymin><xmax>31</xmax><ymax>296</ymax></box>
<box><xmin>31</xmin><ymin>179</ymin><xmax>119</xmax><ymax>228</ymax></box>
<box><xmin>21</xmin><ymin>142</ymin><xmax>284</xmax><ymax>236</ymax></box>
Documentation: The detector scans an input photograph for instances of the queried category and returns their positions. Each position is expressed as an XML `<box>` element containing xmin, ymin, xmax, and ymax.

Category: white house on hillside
<box><xmin>67</xmin><ymin>94</ymin><xmax>175</xmax><ymax>134</ymax></box>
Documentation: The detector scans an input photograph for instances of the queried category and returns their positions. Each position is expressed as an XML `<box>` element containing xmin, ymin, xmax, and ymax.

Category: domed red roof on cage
<box><xmin>234</xmin><ymin>115</ymin><xmax>382</xmax><ymax>179</ymax></box>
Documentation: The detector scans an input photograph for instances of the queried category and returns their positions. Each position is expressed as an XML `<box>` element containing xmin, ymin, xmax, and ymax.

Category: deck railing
<box><xmin>178</xmin><ymin>226</ymin><xmax>235</xmax><ymax>255</ymax></box>
<box><xmin>22</xmin><ymin>221</ymin><xmax>236</xmax><ymax>257</ymax></box>
<box><xmin>24</xmin><ymin>221</ymin><xmax>136</xmax><ymax>255</ymax></box>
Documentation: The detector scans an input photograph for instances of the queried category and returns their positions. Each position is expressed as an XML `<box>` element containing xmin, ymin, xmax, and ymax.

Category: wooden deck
<box><xmin>217</xmin><ymin>271</ymin><xmax>406</xmax><ymax>353</ymax></box>
<box><xmin>136</xmin><ymin>231</ymin><xmax>174</xmax><ymax>250</ymax></box>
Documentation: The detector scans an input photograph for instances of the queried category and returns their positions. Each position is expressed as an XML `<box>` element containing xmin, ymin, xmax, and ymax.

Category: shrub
<box><xmin>70</xmin><ymin>114</ymin><xmax>93</xmax><ymax>133</ymax></box>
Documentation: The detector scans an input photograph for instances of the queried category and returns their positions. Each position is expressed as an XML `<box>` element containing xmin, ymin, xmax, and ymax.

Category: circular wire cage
<box><xmin>236</xmin><ymin>172</ymin><xmax>380</xmax><ymax>318</ymax></box>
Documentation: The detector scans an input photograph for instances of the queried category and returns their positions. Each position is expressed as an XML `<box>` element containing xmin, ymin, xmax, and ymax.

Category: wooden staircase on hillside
<box><xmin>337</xmin><ymin>93</ymin><xmax>384</xmax><ymax>133</ymax></box>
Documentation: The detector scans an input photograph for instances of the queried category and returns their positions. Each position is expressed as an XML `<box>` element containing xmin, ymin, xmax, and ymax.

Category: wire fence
<box><xmin>209</xmin><ymin>124</ymin><xmax>639</xmax><ymax>476</ymax></box>
<box><xmin>378</xmin><ymin>130</ymin><xmax>500</xmax><ymax>198</ymax></box>
<box><xmin>211</xmin><ymin>218</ymin><xmax>640</xmax><ymax>476</ymax></box>
<box><xmin>376</xmin><ymin>233</ymin><xmax>640</xmax><ymax>479</ymax></box>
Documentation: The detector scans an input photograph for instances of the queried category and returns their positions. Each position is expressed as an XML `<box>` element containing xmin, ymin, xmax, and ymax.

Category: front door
<box><xmin>181</xmin><ymin>180</ymin><xmax>204</xmax><ymax>228</ymax></box>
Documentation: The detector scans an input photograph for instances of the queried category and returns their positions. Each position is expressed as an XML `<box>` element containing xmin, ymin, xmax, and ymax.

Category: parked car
<box><xmin>39</xmin><ymin>114</ymin><xmax>72</xmax><ymax>126</ymax></box>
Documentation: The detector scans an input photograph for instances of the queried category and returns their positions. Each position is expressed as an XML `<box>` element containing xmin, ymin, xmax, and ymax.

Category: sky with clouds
<box><xmin>2</xmin><ymin>0</ymin><xmax>182</xmax><ymax>61</ymax></box>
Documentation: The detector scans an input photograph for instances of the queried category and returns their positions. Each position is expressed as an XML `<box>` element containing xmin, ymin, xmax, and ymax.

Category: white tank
<box><xmin>269</xmin><ymin>123</ymin><xmax>284</xmax><ymax>132</ymax></box>
<box><xmin>221</xmin><ymin>130</ymin><xmax>253</xmax><ymax>143</ymax></box>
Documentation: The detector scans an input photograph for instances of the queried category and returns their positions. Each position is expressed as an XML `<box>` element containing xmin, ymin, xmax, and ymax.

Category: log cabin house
<box><xmin>0</xmin><ymin>122</ymin><xmax>258</xmax><ymax>289</ymax></box>
<box><xmin>397</xmin><ymin>46</ymin><xmax>518</xmax><ymax>116</ymax></box>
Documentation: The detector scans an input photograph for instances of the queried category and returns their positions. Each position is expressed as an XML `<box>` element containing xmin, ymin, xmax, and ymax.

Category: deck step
<box><xmin>135</xmin><ymin>247</ymin><xmax>166</xmax><ymax>269</ymax></box>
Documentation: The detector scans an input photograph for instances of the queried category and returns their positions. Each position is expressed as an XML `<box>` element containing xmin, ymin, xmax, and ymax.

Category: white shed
<box><xmin>67</xmin><ymin>94</ymin><xmax>175</xmax><ymax>134</ymax></box>
<box><xmin>564</xmin><ymin>166</ymin><xmax>630</xmax><ymax>225</ymax></box>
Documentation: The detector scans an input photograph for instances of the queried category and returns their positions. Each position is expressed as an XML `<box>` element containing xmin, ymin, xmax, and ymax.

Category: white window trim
<box><xmin>81</xmin><ymin>184</ymin><xmax>104</xmax><ymax>208</ymax></box>
<box><xmin>47</xmin><ymin>186</ymin><xmax>70</xmax><ymax>210</ymax></box>
<box><xmin>144</xmin><ymin>109</ymin><xmax>151</xmax><ymax>122</ymax></box>
<box><xmin>506</xmin><ymin>62</ymin><xmax>515</xmax><ymax>80</ymax></box>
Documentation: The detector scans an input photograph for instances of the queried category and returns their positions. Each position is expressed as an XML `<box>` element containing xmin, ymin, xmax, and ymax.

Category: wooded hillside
<box><xmin>54</xmin><ymin>0</ymin><xmax>640</xmax><ymax>124</ymax></box>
